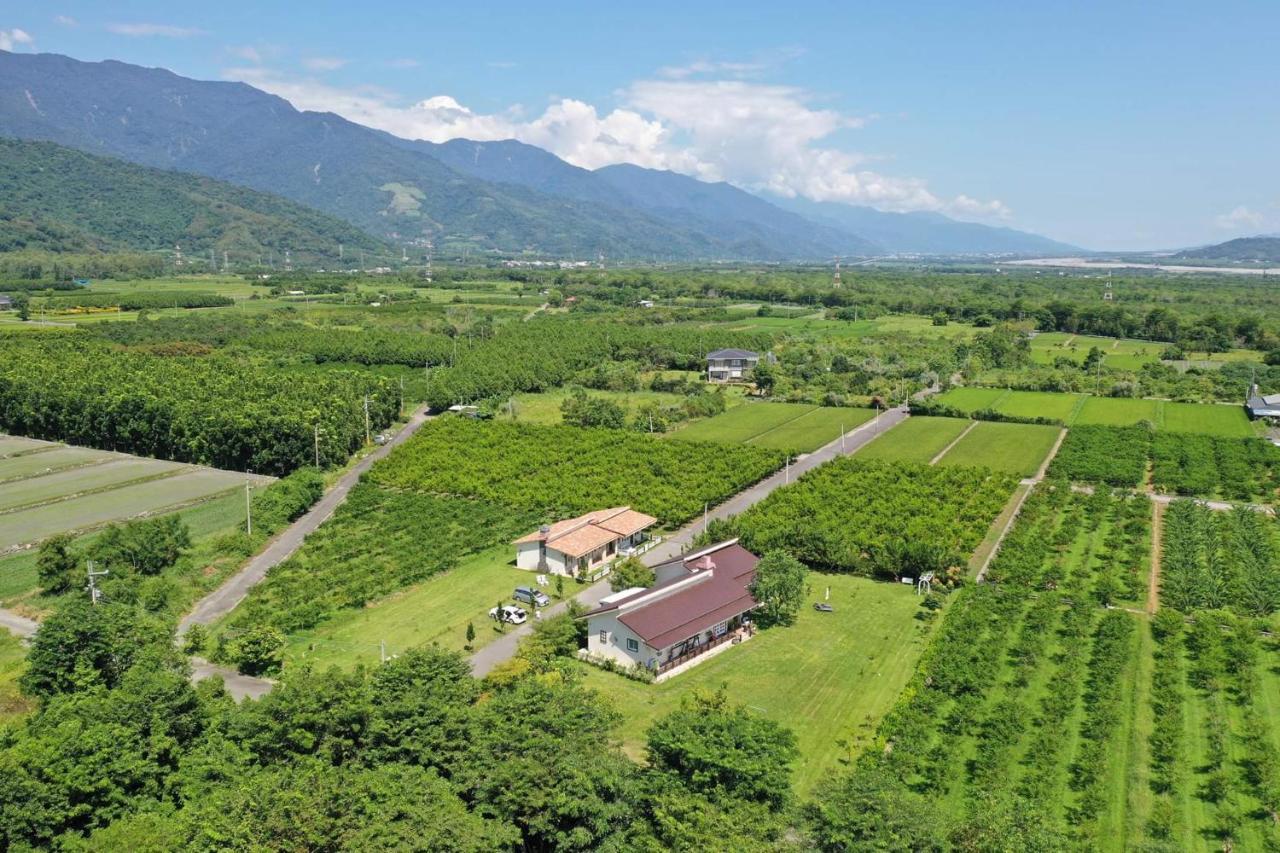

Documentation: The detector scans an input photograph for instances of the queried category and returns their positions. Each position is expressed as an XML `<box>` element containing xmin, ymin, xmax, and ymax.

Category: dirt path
<box><xmin>929</xmin><ymin>420</ymin><xmax>977</xmax><ymax>465</ymax></box>
<box><xmin>1148</xmin><ymin>500</ymin><xmax>1164</xmax><ymax>615</ymax></box>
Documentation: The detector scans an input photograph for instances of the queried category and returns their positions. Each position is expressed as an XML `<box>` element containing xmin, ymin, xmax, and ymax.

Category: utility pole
<box><xmin>364</xmin><ymin>396</ymin><xmax>372</xmax><ymax>445</ymax></box>
<box><xmin>314</xmin><ymin>424</ymin><xmax>322</xmax><ymax>467</ymax></box>
<box><xmin>785</xmin><ymin>456</ymin><xmax>791</xmax><ymax>484</ymax></box>
<box><xmin>380</xmin><ymin>640</ymin><xmax>387</xmax><ymax>664</ymax></box>
<box><xmin>245</xmin><ymin>474</ymin><xmax>253</xmax><ymax>536</ymax></box>
<box><xmin>86</xmin><ymin>560</ymin><xmax>108</xmax><ymax>605</ymax></box>
<box><xmin>703</xmin><ymin>502</ymin><xmax>709</xmax><ymax>535</ymax></box>
<box><xmin>841</xmin><ymin>422</ymin><xmax>846</xmax><ymax>453</ymax></box>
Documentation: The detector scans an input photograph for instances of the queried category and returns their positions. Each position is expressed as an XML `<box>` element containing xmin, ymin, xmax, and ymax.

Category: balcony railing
<box><xmin>656</xmin><ymin>625</ymin><xmax>750</xmax><ymax>674</ymax></box>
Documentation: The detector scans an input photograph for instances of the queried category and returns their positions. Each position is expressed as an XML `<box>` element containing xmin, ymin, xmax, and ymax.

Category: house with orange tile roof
<box><xmin>513</xmin><ymin>506</ymin><xmax>658</xmax><ymax>577</ymax></box>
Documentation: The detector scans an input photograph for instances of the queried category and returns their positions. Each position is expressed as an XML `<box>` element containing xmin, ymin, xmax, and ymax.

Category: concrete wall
<box><xmin>515</xmin><ymin>542</ymin><xmax>570</xmax><ymax>575</ymax></box>
<box><xmin>587</xmin><ymin>611</ymin><xmax>655</xmax><ymax>669</ymax></box>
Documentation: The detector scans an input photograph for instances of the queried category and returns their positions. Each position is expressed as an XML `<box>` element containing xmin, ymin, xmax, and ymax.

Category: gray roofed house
<box><xmin>706</xmin><ymin>348</ymin><xmax>765</xmax><ymax>383</ymax></box>
<box><xmin>1246</xmin><ymin>384</ymin><xmax>1280</xmax><ymax>419</ymax></box>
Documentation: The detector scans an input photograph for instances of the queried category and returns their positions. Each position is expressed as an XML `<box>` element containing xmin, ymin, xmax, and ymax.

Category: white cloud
<box><xmin>0</xmin><ymin>28</ymin><xmax>34</xmax><ymax>51</ymax></box>
<box><xmin>53</xmin><ymin>14</ymin><xmax>76</xmax><ymax>27</ymax></box>
<box><xmin>386</xmin><ymin>58</ymin><xmax>419</xmax><ymax>69</ymax></box>
<box><xmin>221</xmin><ymin>64</ymin><xmax>1010</xmax><ymax>220</ymax></box>
<box><xmin>107</xmin><ymin>22</ymin><xmax>206</xmax><ymax>38</ymax></box>
<box><xmin>228</xmin><ymin>45</ymin><xmax>261</xmax><ymax>63</ymax></box>
<box><xmin>302</xmin><ymin>56</ymin><xmax>347</xmax><ymax>72</ymax></box>
<box><xmin>1214</xmin><ymin>205</ymin><xmax>1267</xmax><ymax>232</ymax></box>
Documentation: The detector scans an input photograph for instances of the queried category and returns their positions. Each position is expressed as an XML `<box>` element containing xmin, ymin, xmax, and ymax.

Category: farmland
<box><xmin>0</xmin><ymin>435</ymin><xmax>269</xmax><ymax>552</ymax></box>
<box><xmin>934</xmin><ymin>421</ymin><xmax>1061</xmax><ymax>477</ymax></box>
<box><xmin>671</xmin><ymin>402</ymin><xmax>876</xmax><ymax>453</ymax></box>
<box><xmin>733</xmin><ymin>457</ymin><xmax>1019</xmax><ymax>576</ymax></box>
<box><xmin>576</xmin><ymin>573</ymin><xmax>927</xmax><ymax>795</ymax></box>
<box><xmin>933</xmin><ymin>387</ymin><xmax>1253</xmax><ymax>436</ymax></box>
<box><xmin>366</xmin><ymin>418</ymin><xmax>786</xmax><ymax>525</ymax></box>
<box><xmin>855</xmin><ymin>416</ymin><xmax>972</xmax><ymax>464</ymax></box>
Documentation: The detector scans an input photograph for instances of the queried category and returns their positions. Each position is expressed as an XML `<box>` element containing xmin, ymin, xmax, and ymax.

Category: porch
<box><xmin>654</xmin><ymin>623</ymin><xmax>753</xmax><ymax>683</ymax></box>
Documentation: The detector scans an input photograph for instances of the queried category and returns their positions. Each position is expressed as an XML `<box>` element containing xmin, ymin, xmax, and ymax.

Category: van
<box><xmin>513</xmin><ymin>586</ymin><xmax>551</xmax><ymax>607</ymax></box>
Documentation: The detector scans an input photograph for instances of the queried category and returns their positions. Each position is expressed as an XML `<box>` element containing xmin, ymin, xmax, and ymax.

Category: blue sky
<box><xmin>3</xmin><ymin>1</ymin><xmax>1278</xmax><ymax>249</ymax></box>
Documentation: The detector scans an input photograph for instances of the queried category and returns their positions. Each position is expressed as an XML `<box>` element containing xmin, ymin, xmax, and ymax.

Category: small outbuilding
<box><xmin>1246</xmin><ymin>384</ymin><xmax>1280</xmax><ymax>419</ymax></box>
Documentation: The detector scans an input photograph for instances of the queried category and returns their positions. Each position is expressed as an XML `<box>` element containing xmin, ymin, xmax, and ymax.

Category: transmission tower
<box><xmin>832</xmin><ymin>257</ymin><xmax>842</xmax><ymax>288</ymax></box>
<box><xmin>174</xmin><ymin>244</ymin><xmax>183</xmax><ymax>267</ymax></box>
<box><xmin>86</xmin><ymin>560</ymin><xmax>109</xmax><ymax>606</ymax></box>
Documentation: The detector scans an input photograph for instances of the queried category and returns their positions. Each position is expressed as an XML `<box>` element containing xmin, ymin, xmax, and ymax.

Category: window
<box><xmin>714</xmin><ymin>620</ymin><xmax>728</xmax><ymax>637</ymax></box>
<box><xmin>626</xmin><ymin>638</ymin><xmax>639</xmax><ymax>653</ymax></box>
<box><xmin>599</xmin><ymin>630</ymin><xmax>609</xmax><ymax>644</ymax></box>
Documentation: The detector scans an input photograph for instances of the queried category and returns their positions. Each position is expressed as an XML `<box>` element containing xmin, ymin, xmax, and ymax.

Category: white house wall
<box><xmin>586</xmin><ymin>612</ymin><xmax>654</xmax><ymax>669</ymax></box>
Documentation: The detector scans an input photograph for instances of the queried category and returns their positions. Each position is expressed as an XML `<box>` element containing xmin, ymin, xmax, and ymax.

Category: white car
<box><xmin>489</xmin><ymin>604</ymin><xmax>528</xmax><ymax>625</ymax></box>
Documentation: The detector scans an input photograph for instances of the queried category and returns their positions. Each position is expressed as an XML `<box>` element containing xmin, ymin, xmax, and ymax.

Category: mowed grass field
<box><xmin>0</xmin><ymin>435</ymin><xmax>271</xmax><ymax>551</ymax></box>
<box><xmin>575</xmin><ymin>574</ymin><xmax>928</xmax><ymax>795</ymax></box>
<box><xmin>671</xmin><ymin>403</ymin><xmax>875</xmax><ymax>453</ymax></box>
<box><xmin>935</xmin><ymin>422</ymin><xmax>1062</xmax><ymax>477</ymax></box>
<box><xmin>281</xmin><ymin>544</ymin><xmax>542</xmax><ymax>669</ymax></box>
<box><xmin>856</xmin><ymin>416</ymin><xmax>972</xmax><ymax>464</ymax></box>
<box><xmin>935</xmin><ymin>389</ymin><xmax>1253</xmax><ymax>436</ymax></box>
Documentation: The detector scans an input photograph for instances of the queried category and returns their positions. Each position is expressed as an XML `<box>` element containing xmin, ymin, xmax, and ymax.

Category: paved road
<box><xmin>0</xmin><ymin>608</ymin><xmax>37</xmax><ymax>639</ymax></box>
<box><xmin>177</xmin><ymin>404</ymin><xmax>434</xmax><ymax>638</ymax></box>
<box><xmin>469</xmin><ymin>406</ymin><xmax>910</xmax><ymax>676</ymax></box>
<box><xmin>190</xmin><ymin>657</ymin><xmax>275</xmax><ymax>700</ymax></box>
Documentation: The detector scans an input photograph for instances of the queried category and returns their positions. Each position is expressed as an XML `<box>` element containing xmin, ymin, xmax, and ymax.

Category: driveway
<box><xmin>469</xmin><ymin>406</ymin><xmax>909</xmax><ymax>676</ymax></box>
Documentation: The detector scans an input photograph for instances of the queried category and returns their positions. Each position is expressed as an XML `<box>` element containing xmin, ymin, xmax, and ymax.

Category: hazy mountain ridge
<box><xmin>1173</xmin><ymin>236</ymin><xmax>1280</xmax><ymax>263</ymax></box>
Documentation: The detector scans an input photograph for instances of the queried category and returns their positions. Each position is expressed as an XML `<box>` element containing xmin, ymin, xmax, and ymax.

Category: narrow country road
<box><xmin>0</xmin><ymin>608</ymin><xmax>37</xmax><ymax>639</ymax></box>
<box><xmin>177</xmin><ymin>404</ymin><xmax>434</xmax><ymax>638</ymax></box>
<box><xmin>469</xmin><ymin>405</ymin><xmax>910</xmax><ymax>676</ymax></box>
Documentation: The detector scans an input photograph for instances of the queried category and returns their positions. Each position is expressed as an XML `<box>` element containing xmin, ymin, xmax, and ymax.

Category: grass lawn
<box><xmin>855</xmin><ymin>416</ymin><xmax>972</xmax><ymax>464</ymax></box>
<box><xmin>0</xmin><ymin>632</ymin><xmax>33</xmax><ymax>724</ymax></box>
<box><xmin>495</xmin><ymin>388</ymin><xmax>699</xmax><ymax>426</ymax></box>
<box><xmin>1160</xmin><ymin>402</ymin><xmax>1253</xmax><ymax>438</ymax></box>
<box><xmin>936</xmin><ymin>387</ymin><xmax>1007</xmax><ymax>411</ymax></box>
<box><xmin>993</xmin><ymin>390</ymin><xmax>1084</xmax><ymax>422</ymax></box>
<box><xmin>745</xmin><ymin>406</ymin><xmax>875</xmax><ymax>453</ymax></box>
<box><xmin>575</xmin><ymin>574</ymin><xmax>929</xmax><ymax>796</ymax></box>
<box><xmin>935</xmin><ymin>422</ymin><xmax>1062</xmax><ymax>477</ymax></box>
<box><xmin>281</xmin><ymin>544</ymin><xmax>547</xmax><ymax>670</ymax></box>
<box><xmin>1073</xmin><ymin>396</ymin><xmax>1161</xmax><ymax>427</ymax></box>
<box><xmin>671</xmin><ymin>402</ymin><xmax>816</xmax><ymax>445</ymax></box>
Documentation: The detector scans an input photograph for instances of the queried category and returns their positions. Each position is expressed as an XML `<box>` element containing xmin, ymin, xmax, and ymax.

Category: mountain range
<box><xmin>0</xmin><ymin>138</ymin><xmax>386</xmax><ymax>261</ymax></box>
<box><xmin>0</xmin><ymin>50</ymin><xmax>1078</xmax><ymax>260</ymax></box>
<box><xmin>1173</xmin><ymin>236</ymin><xmax>1280</xmax><ymax>264</ymax></box>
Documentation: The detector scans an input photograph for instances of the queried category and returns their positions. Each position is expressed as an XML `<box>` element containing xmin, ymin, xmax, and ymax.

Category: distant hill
<box><xmin>0</xmin><ymin>51</ymin><xmax>722</xmax><ymax>259</ymax></box>
<box><xmin>424</xmin><ymin>138</ymin><xmax>879</xmax><ymax>256</ymax></box>
<box><xmin>0</xmin><ymin>138</ymin><xmax>387</xmax><ymax>261</ymax></box>
<box><xmin>1173</xmin><ymin>236</ymin><xmax>1280</xmax><ymax>263</ymax></box>
<box><xmin>766</xmin><ymin>195</ymin><xmax>1081</xmax><ymax>255</ymax></box>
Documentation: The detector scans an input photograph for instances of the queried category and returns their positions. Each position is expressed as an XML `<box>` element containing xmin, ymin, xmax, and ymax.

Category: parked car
<box><xmin>489</xmin><ymin>604</ymin><xmax>528</xmax><ymax>624</ymax></box>
<box><xmin>513</xmin><ymin>586</ymin><xmax>551</xmax><ymax>607</ymax></box>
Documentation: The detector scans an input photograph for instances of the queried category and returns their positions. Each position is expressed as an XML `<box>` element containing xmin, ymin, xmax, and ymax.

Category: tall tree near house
<box><xmin>610</xmin><ymin>556</ymin><xmax>655</xmax><ymax>592</ymax></box>
<box><xmin>749</xmin><ymin>550</ymin><xmax>807</xmax><ymax>627</ymax></box>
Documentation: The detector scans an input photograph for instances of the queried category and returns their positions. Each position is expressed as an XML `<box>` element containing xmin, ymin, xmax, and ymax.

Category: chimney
<box><xmin>692</xmin><ymin>555</ymin><xmax>716</xmax><ymax>572</ymax></box>
<box><xmin>539</xmin><ymin>524</ymin><xmax>551</xmax><ymax>538</ymax></box>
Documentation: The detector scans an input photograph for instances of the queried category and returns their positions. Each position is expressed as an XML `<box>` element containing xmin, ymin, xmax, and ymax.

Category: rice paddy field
<box><xmin>0</xmin><ymin>435</ymin><xmax>271</xmax><ymax>552</ymax></box>
<box><xmin>855</xmin><ymin>416</ymin><xmax>972</xmax><ymax>464</ymax></box>
<box><xmin>670</xmin><ymin>402</ymin><xmax>875</xmax><ymax>453</ymax></box>
<box><xmin>935</xmin><ymin>421</ymin><xmax>1062</xmax><ymax>477</ymax></box>
<box><xmin>934</xmin><ymin>388</ymin><xmax>1253</xmax><ymax>436</ymax></box>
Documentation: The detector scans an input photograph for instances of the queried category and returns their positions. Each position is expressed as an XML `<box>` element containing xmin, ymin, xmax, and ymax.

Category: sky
<box><xmin>2</xmin><ymin>1</ymin><xmax>1278</xmax><ymax>250</ymax></box>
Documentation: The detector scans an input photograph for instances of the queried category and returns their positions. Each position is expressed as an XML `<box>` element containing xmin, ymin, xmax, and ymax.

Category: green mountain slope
<box><xmin>1174</xmin><ymin>236</ymin><xmax>1280</xmax><ymax>264</ymax></box>
<box><xmin>0</xmin><ymin>138</ymin><xmax>387</xmax><ymax>263</ymax></box>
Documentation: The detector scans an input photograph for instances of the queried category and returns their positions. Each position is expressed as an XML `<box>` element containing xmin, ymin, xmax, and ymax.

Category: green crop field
<box><xmin>0</xmin><ymin>447</ymin><xmax>118</xmax><ymax>481</ymax></box>
<box><xmin>934</xmin><ymin>421</ymin><xmax>1062</xmax><ymax>477</ymax></box>
<box><xmin>495</xmin><ymin>388</ymin><xmax>719</xmax><ymax>426</ymax></box>
<box><xmin>935</xmin><ymin>386</ymin><xmax>1007</xmax><ymax>411</ymax></box>
<box><xmin>934</xmin><ymin>390</ymin><xmax>1251</xmax><ymax>437</ymax></box>
<box><xmin>0</xmin><ymin>436</ymin><xmax>46</xmax><ymax>455</ymax></box>
<box><xmin>992</xmin><ymin>390</ymin><xmax>1084</xmax><ymax>422</ymax></box>
<box><xmin>671</xmin><ymin>402</ymin><xmax>818</xmax><ymax>444</ymax></box>
<box><xmin>0</xmin><ymin>435</ymin><xmax>270</xmax><ymax>552</ymax></box>
<box><xmin>744</xmin><ymin>406</ymin><xmax>875</xmax><ymax>452</ymax></box>
<box><xmin>0</xmin><ymin>458</ymin><xmax>185</xmax><ymax>512</ymax></box>
<box><xmin>1160</xmin><ymin>401</ymin><xmax>1252</xmax><ymax>437</ymax></box>
<box><xmin>1074</xmin><ymin>396</ymin><xmax>1161</xmax><ymax>426</ymax></box>
<box><xmin>855</xmin><ymin>416</ymin><xmax>972</xmax><ymax>464</ymax></box>
<box><xmin>575</xmin><ymin>573</ymin><xmax>927</xmax><ymax>796</ymax></box>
